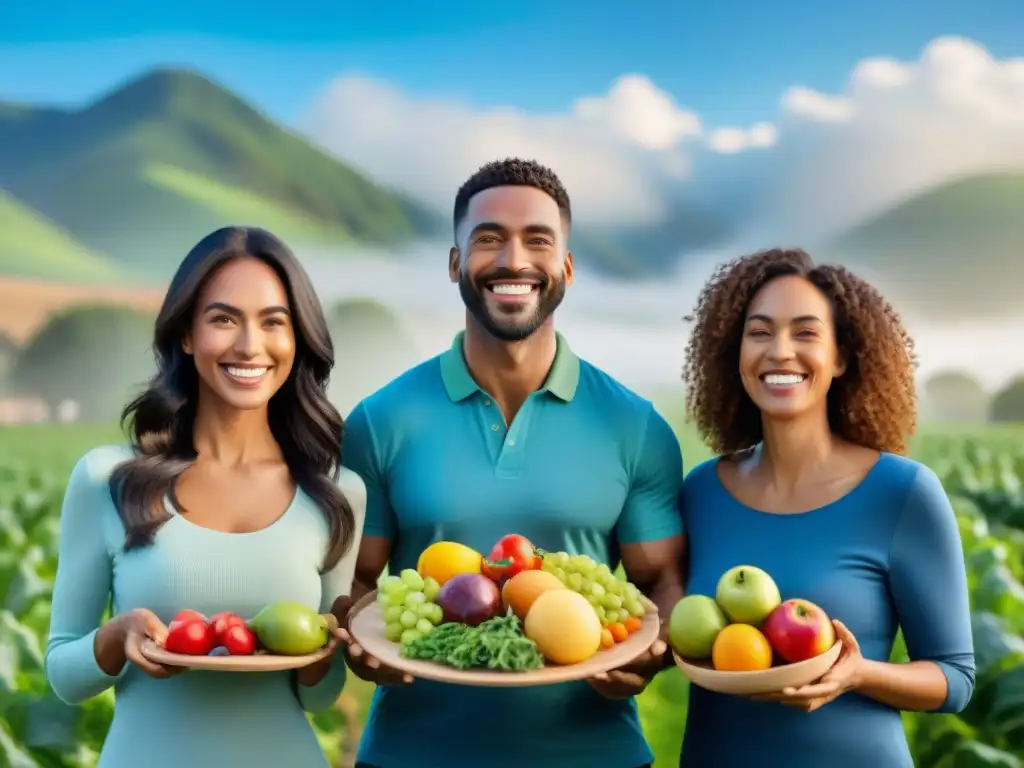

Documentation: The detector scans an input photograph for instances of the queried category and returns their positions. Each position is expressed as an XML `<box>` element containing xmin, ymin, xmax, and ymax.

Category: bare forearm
<box><xmin>297</xmin><ymin>659</ymin><xmax>331</xmax><ymax>686</ymax></box>
<box><xmin>94</xmin><ymin>618</ymin><xmax>128</xmax><ymax>677</ymax></box>
<box><xmin>627</xmin><ymin>557</ymin><xmax>684</xmax><ymax>672</ymax></box>
<box><xmin>855</xmin><ymin>659</ymin><xmax>949</xmax><ymax>711</ymax></box>
<box><xmin>645</xmin><ymin>569</ymin><xmax>683</xmax><ymax>635</ymax></box>
<box><xmin>350</xmin><ymin>574</ymin><xmax>374</xmax><ymax>603</ymax></box>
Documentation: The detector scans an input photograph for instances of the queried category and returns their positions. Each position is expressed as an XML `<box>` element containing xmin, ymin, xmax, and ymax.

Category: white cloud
<box><xmin>750</xmin><ymin>36</ymin><xmax>1024</xmax><ymax>241</ymax></box>
<box><xmin>301</xmin><ymin>73</ymin><xmax>768</xmax><ymax>225</ymax></box>
<box><xmin>300</xmin><ymin>36</ymin><xmax>1024</xmax><ymax>240</ymax></box>
<box><xmin>572</xmin><ymin>74</ymin><xmax>702</xmax><ymax>150</ymax></box>
<box><xmin>707</xmin><ymin>123</ymin><xmax>778</xmax><ymax>154</ymax></box>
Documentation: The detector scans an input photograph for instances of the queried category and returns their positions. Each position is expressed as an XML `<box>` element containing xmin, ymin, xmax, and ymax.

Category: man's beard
<box><xmin>459</xmin><ymin>268</ymin><xmax>567</xmax><ymax>342</ymax></box>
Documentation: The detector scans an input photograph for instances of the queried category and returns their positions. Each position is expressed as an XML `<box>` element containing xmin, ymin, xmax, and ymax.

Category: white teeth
<box><xmin>225</xmin><ymin>366</ymin><xmax>267</xmax><ymax>379</ymax></box>
<box><xmin>763</xmin><ymin>374</ymin><xmax>806</xmax><ymax>386</ymax></box>
<box><xmin>490</xmin><ymin>284</ymin><xmax>534</xmax><ymax>295</ymax></box>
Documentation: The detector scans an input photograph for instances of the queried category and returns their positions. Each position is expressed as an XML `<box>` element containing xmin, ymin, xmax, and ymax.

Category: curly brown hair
<box><xmin>682</xmin><ymin>247</ymin><xmax>918</xmax><ymax>456</ymax></box>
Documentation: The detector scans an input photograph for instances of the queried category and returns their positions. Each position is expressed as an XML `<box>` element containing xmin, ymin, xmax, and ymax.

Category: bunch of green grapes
<box><xmin>540</xmin><ymin>552</ymin><xmax>646</xmax><ymax>627</ymax></box>
<box><xmin>377</xmin><ymin>569</ymin><xmax>444</xmax><ymax>645</ymax></box>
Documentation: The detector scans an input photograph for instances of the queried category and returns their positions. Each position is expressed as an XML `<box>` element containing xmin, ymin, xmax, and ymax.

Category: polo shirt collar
<box><xmin>440</xmin><ymin>330</ymin><xmax>580</xmax><ymax>403</ymax></box>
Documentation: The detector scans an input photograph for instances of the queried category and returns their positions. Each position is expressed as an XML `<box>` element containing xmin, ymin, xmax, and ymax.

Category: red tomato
<box><xmin>487</xmin><ymin>534</ymin><xmax>541</xmax><ymax>572</ymax></box>
<box><xmin>209</xmin><ymin>612</ymin><xmax>247</xmax><ymax>642</ymax></box>
<box><xmin>480</xmin><ymin>557</ymin><xmax>519</xmax><ymax>586</ymax></box>
<box><xmin>222</xmin><ymin>625</ymin><xmax>257</xmax><ymax>655</ymax></box>
<box><xmin>171</xmin><ymin>609</ymin><xmax>207</xmax><ymax>625</ymax></box>
<box><xmin>164</xmin><ymin>619</ymin><xmax>217</xmax><ymax>655</ymax></box>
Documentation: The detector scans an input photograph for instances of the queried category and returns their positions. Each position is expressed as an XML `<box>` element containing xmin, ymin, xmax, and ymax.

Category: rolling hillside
<box><xmin>1</xmin><ymin>66</ymin><xmax>1016</xmax><ymax>296</ymax></box>
<box><xmin>0</xmin><ymin>191</ymin><xmax>123</xmax><ymax>283</ymax></box>
<box><xmin>830</xmin><ymin>172</ymin><xmax>1023</xmax><ymax>317</ymax></box>
<box><xmin>0</xmin><ymin>67</ymin><xmax>734</xmax><ymax>283</ymax></box>
<box><xmin>0</xmin><ymin>68</ymin><xmax>445</xmax><ymax>277</ymax></box>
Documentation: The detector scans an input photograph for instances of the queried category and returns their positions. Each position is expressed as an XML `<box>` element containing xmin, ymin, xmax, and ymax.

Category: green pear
<box><xmin>249</xmin><ymin>601</ymin><xmax>329</xmax><ymax>655</ymax></box>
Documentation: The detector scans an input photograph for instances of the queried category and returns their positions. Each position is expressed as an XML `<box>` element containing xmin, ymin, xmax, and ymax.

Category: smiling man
<box><xmin>339</xmin><ymin>158</ymin><xmax>686</xmax><ymax>768</ymax></box>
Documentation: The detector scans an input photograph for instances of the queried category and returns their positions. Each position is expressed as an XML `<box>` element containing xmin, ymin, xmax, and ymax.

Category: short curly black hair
<box><xmin>452</xmin><ymin>157</ymin><xmax>572</xmax><ymax>238</ymax></box>
<box><xmin>682</xmin><ymin>247</ymin><xmax>918</xmax><ymax>456</ymax></box>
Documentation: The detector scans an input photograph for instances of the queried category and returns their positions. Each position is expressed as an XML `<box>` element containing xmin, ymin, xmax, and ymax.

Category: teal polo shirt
<box><xmin>342</xmin><ymin>331</ymin><xmax>684</xmax><ymax>768</ymax></box>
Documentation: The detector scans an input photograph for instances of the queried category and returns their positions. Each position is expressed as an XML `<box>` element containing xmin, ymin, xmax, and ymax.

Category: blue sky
<box><xmin>1</xmin><ymin>0</ymin><xmax>1020</xmax><ymax>126</ymax></box>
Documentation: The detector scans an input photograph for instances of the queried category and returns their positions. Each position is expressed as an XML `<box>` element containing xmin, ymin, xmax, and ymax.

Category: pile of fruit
<box><xmin>159</xmin><ymin>601</ymin><xmax>331</xmax><ymax>657</ymax></box>
<box><xmin>668</xmin><ymin>565</ymin><xmax>836</xmax><ymax>671</ymax></box>
<box><xmin>374</xmin><ymin>533</ymin><xmax>650</xmax><ymax>671</ymax></box>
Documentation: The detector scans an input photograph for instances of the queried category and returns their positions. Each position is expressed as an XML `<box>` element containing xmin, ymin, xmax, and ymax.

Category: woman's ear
<box><xmin>834</xmin><ymin>350</ymin><xmax>847</xmax><ymax>377</ymax></box>
<box><xmin>181</xmin><ymin>333</ymin><xmax>193</xmax><ymax>355</ymax></box>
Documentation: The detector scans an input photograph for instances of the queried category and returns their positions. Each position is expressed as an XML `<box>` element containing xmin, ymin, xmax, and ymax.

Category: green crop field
<box><xmin>1</xmin><ymin>419</ymin><xmax>1023</xmax><ymax>767</ymax></box>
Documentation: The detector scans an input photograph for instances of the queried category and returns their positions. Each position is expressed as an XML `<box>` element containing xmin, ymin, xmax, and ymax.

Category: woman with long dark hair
<box><xmin>677</xmin><ymin>248</ymin><xmax>974</xmax><ymax>767</ymax></box>
<box><xmin>45</xmin><ymin>227</ymin><xmax>365</xmax><ymax>767</ymax></box>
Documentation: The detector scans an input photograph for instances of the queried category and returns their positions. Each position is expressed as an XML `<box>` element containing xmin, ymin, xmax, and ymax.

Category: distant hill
<box><xmin>0</xmin><ymin>190</ymin><xmax>122</xmax><ymax>283</ymax></box>
<box><xmin>0</xmin><ymin>67</ymin><xmax>734</xmax><ymax>283</ymax></box>
<box><xmin>830</xmin><ymin>172</ymin><xmax>1023</xmax><ymax>318</ymax></box>
<box><xmin>0</xmin><ymin>68</ymin><xmax>445</xmax><ymax>278</ymax></box>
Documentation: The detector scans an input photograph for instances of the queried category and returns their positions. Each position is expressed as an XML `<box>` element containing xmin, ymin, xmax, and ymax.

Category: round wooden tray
<box><xmin>673</xmin><ymin>640</ymin><xmax>843</xmax><ymax>695</ymax></box>
<box><xmin>347</xmin><ymin>588</ymin><xmax>661</xmax><ymax>687</ymax></box>
<box><xmin>140</xmin><ymin>639</ymin><xmax>334</xmax><ymax>672</ymax></box>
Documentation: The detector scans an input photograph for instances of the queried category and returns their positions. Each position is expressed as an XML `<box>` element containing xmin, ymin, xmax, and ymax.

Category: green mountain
<box><xmin>0</xmin><ymin>190</ymin><xmax>122</xmax><ymax>283</ymax></box>
<box><xmin>0</xmin><ymin>68</ymin><xmax>445</xmax><ymax>278</ymax></box>
<box><xmin>0</xmin><ymin>67</ymin><xmax>734</xmax><ymax>283</ymax></box>
<box><xmin>830</xmin><ymin>172</ymin><xmax>1024</xmax><ymax>317</ymax></box>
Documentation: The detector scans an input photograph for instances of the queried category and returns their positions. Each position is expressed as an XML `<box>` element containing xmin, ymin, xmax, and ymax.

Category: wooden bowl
<box><xmin>140</xmin><ymin>640</ymin><xmax>334</xmax><ymax>672</ymax></box>
<box><xmin>673</xmin><ymin>640</ymin><xmax>843</xmax><ymax>695</ymax></box>
<box><xmin>347</xmin><ymin>590</ymin><xmax>661</xmax><ymax>687</ymax></box>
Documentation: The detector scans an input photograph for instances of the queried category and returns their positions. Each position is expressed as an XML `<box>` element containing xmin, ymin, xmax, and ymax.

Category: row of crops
<box><xmin>0</xmin><ymin>429</ymin><xmax>1022</xmax><ymax>766</ymax></box>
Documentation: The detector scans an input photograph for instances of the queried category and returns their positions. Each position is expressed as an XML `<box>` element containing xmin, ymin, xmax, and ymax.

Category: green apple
<box><xmin>715</xmin><ymin>565</ymin><xmax>781</xmax><ymax>626</ymax></box>
<box><xmin>668</xmin><ymin>595</ymin><xmax>728</xmax><ymax>659</ymax></box>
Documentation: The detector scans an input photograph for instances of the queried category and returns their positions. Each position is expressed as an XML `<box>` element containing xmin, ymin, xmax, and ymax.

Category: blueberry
<box><xmin>209</xmin><ymin>646</ymin><xmax>230</xmax><ymax>656</ymax></box>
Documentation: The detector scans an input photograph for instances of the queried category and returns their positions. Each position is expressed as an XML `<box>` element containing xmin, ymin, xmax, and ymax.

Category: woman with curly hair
<box><xmin>677</xmin><ymin>248</ymin><xmax>974</xmax><ymax>767</ymax></box>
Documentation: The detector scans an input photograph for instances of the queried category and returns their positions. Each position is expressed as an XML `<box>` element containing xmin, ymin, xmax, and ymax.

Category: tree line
<box><xmin>921</xmin><ymin>371</ymin><xmax>1024</xmax><ymax>424</ymax></box>
<box><xmin>2</xmin><ymin>304</ymin><xmax>1024</xmax><ymax>424</ymax></box>
<box><xmin>0</xmin><ymin>299</ymin><xmax>421</xmax><ymax>422</ymax></box>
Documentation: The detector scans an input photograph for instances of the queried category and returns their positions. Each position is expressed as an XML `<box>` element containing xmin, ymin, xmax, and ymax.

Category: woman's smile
<box><xmin>220</xmin><ymin>363</ymin><xmax>273</xmax><ymax>388</ymax></box>
<box><xmin>759</xmin><ymin>371</ymin><xmax>811</xmax><ymax>397</ymax></box>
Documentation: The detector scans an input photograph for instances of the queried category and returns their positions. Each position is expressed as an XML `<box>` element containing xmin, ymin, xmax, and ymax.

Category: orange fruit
<box><xmin>416</xmin><ymin>541</ymin><xmax>483</xmax><ymax>586</ymax></box>
<box><xmin>501</xmin><ymin>570</ymin><xmax>566</xmax><ymax>620</ymax></box>
<box><xmin>711</xmin><ymin>624</ymin><xmax>773</xmax><ymax>671</ymax></box>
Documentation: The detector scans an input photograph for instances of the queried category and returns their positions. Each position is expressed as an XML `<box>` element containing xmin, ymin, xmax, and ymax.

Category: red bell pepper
<box><xmin>481</xmin><ymin>534</ymin><xmax>542</xmax><ymax>585</ymax></box>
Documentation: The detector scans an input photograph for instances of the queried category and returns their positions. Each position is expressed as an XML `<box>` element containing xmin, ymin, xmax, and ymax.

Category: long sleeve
<box><xmin>889</xmin><ymin>465</ymin><xmax>976</xmax><ymax>713</ymax></box>
<box><xmin>45</xmin><ymin>453</ymin><xmax>126</xmax><ymax>704</ymax></box>
<box><xmin>297</xmin><ymin>468</ymin><xmax>366</xmax><ymax>713</ymax></box>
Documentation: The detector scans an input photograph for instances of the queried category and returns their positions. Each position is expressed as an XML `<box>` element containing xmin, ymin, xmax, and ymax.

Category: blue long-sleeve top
<box><xmin>45</xmin><ymin>446</ymin><xmax>365</xmax><ymax>768</ymax></box>
<box><xmin>679</xmin><ymin>452</ymin><xmax>975</xmax><ymax>768</ymax></box>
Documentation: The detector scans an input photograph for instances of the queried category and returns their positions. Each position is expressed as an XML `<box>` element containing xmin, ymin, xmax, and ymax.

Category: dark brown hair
<box><xmin>682</xmin><ymin>247</ymin><xmax>917</xmax><ymax>456</ymax></box>
<box><xmin>453</xmin><ymin>157</ymin><xmax>571</xmax><ymax>237</ymax></box>
<box><xmin>110</xmin><ymin>226</ymin><xmax>356</xmax><ymax>571</ymax></box>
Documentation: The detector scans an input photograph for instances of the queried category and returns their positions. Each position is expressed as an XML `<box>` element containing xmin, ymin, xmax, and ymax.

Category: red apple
<box><xmin>763</xmin><ymin>599</ymin><xmax>836</xmax><ymax>663</ymax></box>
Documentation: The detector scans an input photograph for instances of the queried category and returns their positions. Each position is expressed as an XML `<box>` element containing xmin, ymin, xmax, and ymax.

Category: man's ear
<box><xmin>564</xmin><ymin>250</ymin><xmax>574</xmax><ymax>287</ymax></box>
<box><xmin>448</xmin><ymin>247</ymin><xmax>460</xmax><ymax>283</ymax></box>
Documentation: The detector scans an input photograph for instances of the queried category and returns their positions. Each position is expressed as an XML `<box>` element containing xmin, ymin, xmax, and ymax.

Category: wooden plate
<box><xmin>347</xmin><ymin>589</ymin><xmax>661</xmax><ymax>687</ymax></box>
<box><xmin>673</xmin><ymin>640</ymin><xmax>843</xmax><ymax>695</ymax></box>
<box><xmin>140</xmin><ymin>639</ymin><xmax>334</xmax><ymax>672</ymax></box>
